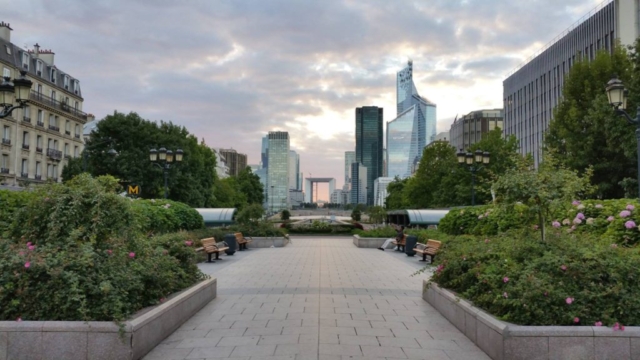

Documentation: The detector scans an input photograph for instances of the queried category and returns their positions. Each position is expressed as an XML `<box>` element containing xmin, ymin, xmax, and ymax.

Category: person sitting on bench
<box><xmin>378</xmin><ymin>225</ymin><xmax>404</xmax><ymax>251</ymax></box>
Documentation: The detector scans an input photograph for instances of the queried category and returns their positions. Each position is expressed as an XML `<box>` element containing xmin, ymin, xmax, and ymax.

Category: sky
<box><xmin>3</xmin><ymin>0</ymin><xmax>603</xmax><ymax>200</ymax></box>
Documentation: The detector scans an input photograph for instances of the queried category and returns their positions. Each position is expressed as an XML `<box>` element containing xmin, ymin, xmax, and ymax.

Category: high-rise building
<box><xmin>213</xmin><ymin>149</ymin><xmax>230</xmax><ymax>178</ymax></box>
<box><xmin>355</xmin><ymin>106</ymin><xmax>383</xmax><ymax>205</ymax></box>
<box><xmin>449</xmin><ymin>109</ymin><xmax>503</xmax><ymax>152</ymax></box>
<box><xmin>434</xmin><ymin>131</ymin><xmax>449</xmax><ymax>143</ymax></box>
<box><xmin>503</xmin><ymin>0</ymin><xmax>639</xmax><ymax>165</ymax></box>
<box><xmin>267</xmin><ymin>131</ymin><xmax>290</xmax><ymax>212</ymax></box>
<box><xmin>387</xmin><ymin>60</ymin><xmax>436</xmax><ymax>179</ymax></box>
<box><xmin>350</xmin><ymin>162</ymin><xmax>368</xmax><ymax>205</ymax></box>
<box><xmin>289</xmin><ymin>150</ymin><xmax>300</xmax><ymax>190</ymax></box>
<box><xmin>344</xmin><ymin>150</ymin><xmax>355</xmax><ymax>189</ymax></box>
<box><xmin>0</xmin><ymin>23</ymin><xmax>88</xmax><ymax>187</ymax></box>
<box><xmin>373</xmin><ymin>177</ymin><xmax>394</xmax><ymax>207</ymax></box>
<box><xmin>261</xmin><ymin>135</ymin><xmax>269</xmax><ymax>169</ymax></box>
<box><xmin>218</xmin><ymin>148</ymin><xmax>247</xmax><ymax>176</ymax></box>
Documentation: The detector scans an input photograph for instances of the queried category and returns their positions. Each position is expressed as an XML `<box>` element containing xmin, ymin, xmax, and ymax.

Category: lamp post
<box><xmin>0</xmin><ymin>71</ymin><xmax>32</xmax><ymax>119</ymax></box>
<box><xmin>456</xmin><ymin>149</ymin><xmax>490</xmax><ymax>206</ymax></box>
<box><xmin>149</xmin><ymin>147</ymin><xmax>184</xmax><ymax>199</ymax></box>
<box><xmin>82</xmin><ymin>138</ymin><xmax>118</xmax><ymax>171</ymax></box>
<box><xmin>606</xmin><ymin>75</ymin><xmax>640</xmax><ymax>198</ymax></box>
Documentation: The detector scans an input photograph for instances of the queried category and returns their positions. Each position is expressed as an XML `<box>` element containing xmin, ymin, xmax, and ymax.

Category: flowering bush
<box><xmin>0</xmin><ymin>174</ymin><xmax>206</xmax><ymax>322</ymax></box>
<box><xmin>131</xmin><ymin>199</ymin><xmax>204</xmax><ymax>234</ymax></box>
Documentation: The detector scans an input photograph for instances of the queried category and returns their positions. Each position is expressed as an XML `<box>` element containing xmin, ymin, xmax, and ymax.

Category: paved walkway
<box><xmin>143</xmin><ymin>237</ymin><xmax>489</xmax><ymax>360</ymax></box>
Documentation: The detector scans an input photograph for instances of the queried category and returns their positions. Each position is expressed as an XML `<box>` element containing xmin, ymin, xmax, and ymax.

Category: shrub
<box><xmin>0</xmin><ymin>174</ymin><xmax>206</xmax><ymax>322</ymax></box>
<box><xmin>281</xmin><ymin>209</ymin><xmax>290</xmax><ymax>221</ymax></box>
<box><xmin>131</xmin><ymin>199</ymin><xmax>204</xmax><ymax>234</ymax></box>
<box><xmin>354</xmin><ymin>226</ymin><xmax>397</xmax><ymax>238</ymax></box>
<box><xmin>351</xmin><ymin>209</ymin><xmax>361</xmax><ymax>221</ymax></box>
<box><xmin>236</xmin><ymin>203</ymin><xmax>265</xmax><ymax>225</ymax></box>
<box><xmin>0</xmin><ymin>190</ymin><xmax>37</xmax><ymax>235</ymax></box>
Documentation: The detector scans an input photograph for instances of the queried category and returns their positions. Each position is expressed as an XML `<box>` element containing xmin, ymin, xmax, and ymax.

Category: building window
<box><xmin>73</xmin><ymin>80</ymin><xmax>80</xmax><ymax>95</ymax></box>
<box><xmin>49</xmin><ymin>114</ymin><xmax>55</xmax><ymax>127</ymax></box>
<box><xmin>64</xmin><ymin>143</ymin><xmax>69</xmax><ymax>156</ymax></box>
<box><xmin>21</xmin><ymin>52</ymin><xmax>29</xmax><ymax>70</ymax></box>
<box><xmin>74</xmin><ymin>124</ymin><xmax>80</xmax><ymax>136</ymax></box>
<box><xmin>65</xmin><ymin>120</ymin><xmax>70</xmax><ymax>134</ymax></box>
<box><xmin>1</xmin><ymin>154</ymin><xmax>8</xmax><ymax>169</ymax></box>
<box><xmin>36</xmin><ymin>83</ymin><xmax>42</xmax><ymax>95</ymax></box>
<box><xmin>74</xmin><ymin>101</ymin><xmax>79</xmax><ymax>111</ymax></box>
<box><xmin>23</xmin><ymin>106</ymin><xmax>30</xmax><ymax>121</ymax></box>
<box><xmin>3</xmin><ymin>125</ymin><xmax>9</xmax><ymax>141</ymax></box>
<box><xmin>52</xmin><ymin>164</ymin><xmax>57</xmax><ymax>179</ymax></box>
<box><xmin>50</xmin><ymin>68</ymin><xmax>57</xmax><ymax>83</ymax></box>
<box><xmin>21</xmin><ymin>159</ymin><xmax>28</xmax><ymax>175</ymax></box>
<box><xmin>36</xmin><ymin>135</ymin><xmax>42</xmax><ymax>149</ymax></box>
<box><xmin>37</xmin><ymin>110</ymin><xmax>43</xmax><ymax>125</ymax></box>
<box><xmin>22</xmin><ymin>131</ymin><xmax>29</xmax><ymax>146</ymax></box>
<box><xmin>50</xmin><ymin>90</ymin><xmax>56</xmax><ymax>102</ymax></box>
<box><xmin>5</xmin><ymin>45</ymin><xmax>10</xmax><ymax>55</ymax></box>
<box><xmin>36</xmin><ymin>161</ymin><xmax>41</xmax><ymax>177</ymax></box>
<box><xmin>48</xmin><ymin>138</ymin><xmax>53</xmax><ymax>150</ymax></box>
<box><xmin>63</xmin><ymin>75</ymin><xmax>70</xmax><ymax>90</ymax></box>
<box><xmin>74</xmin><ymin>146</ymin><xmax>79</xmax><ymax>158</ymax></box>
<box><xmin>47</xmin><ymin>164</ymin><xmax>53</xmax><ymax>177</ymax></box>
<box><xmin>2</xmin><ymin>67</ymin><xmax>9</xmax><ymax>78</ymax></box>
<box><xmin>36</xmin><ymin>60</ymin><xmax>43</xmax><ymax>76</ymax></box>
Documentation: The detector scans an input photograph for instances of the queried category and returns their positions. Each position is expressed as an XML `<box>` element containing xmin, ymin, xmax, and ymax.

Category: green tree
<box><xmin>281</xmin><ymin>209</ymin><xmax>291</xmax><ymax>220</ymax></box>
<box><xmin>351</xmin><ymin>208</ymin><xmax>361</xmax><ymax>221</ymax></box>
<box><xmin>366</xmin><ymin>206</ymin><xmax>386</xmax><ymax>224</ymax></box>
<box><xmin>546</xmin><ymin>42</ymin><xmax>636</xmax><ymax>199</ymax></box>
<box><xmin>404</xmin><ymin>142</ymin><xmax>459</xmax><ymax>208</ymax></box>
<box><xmin>212</xmin><ymin>176</ymin><xmax>248</xmax><ymax>210</ymax></box>
<box><xmin>385</xmin><ymin>177</ymin><xmax>409</xmax><ymax>210</ymax></box>
<box><xmin>493</xmin><ymin>152</ymin><xmax>594</xmax><ymax>241</ymax></box>
<box><xmin>236</xmin><ymin>203</ymin><xmax>265</xmax><ymax>225</ymax></box>
<box><xmin>236</xmin><ymin>167</ymin><xmax>264</xmax><ymax>205</ymax></box>
<box><xmin>60</xmin><ymin>157</ymin><xmax>83</xmax><ymax>183</ymax></box>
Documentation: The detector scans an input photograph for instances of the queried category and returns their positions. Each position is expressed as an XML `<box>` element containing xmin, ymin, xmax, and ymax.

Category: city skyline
<box><xmin>1</xmin><ymin>0</ymin><xmax>604</xmax><ymax>199</ymax></box>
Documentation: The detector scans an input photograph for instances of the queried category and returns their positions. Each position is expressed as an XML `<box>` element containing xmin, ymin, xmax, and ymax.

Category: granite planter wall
<box><xmin>352</xmin><ymin>235</ymin><xmax>388</xmax><ymax>248</ymax></box>
<box><xmin>423</xmin><ymin>280</ymin><xmax>640</xmax><ymax>360</ymax></box>
<box><xmin>249</xmin><ymin>236</ymin><xmax>290</xmax><ymax>248</ymax></box>
<box><xmin>0</xmin><ymin>277</ymin><xmax>217</xmax><ymax>360</ymax></box>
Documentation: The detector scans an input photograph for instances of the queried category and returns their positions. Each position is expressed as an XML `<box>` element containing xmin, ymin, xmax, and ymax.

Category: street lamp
<box><xmin>82</xmin><ymin>137</ymin><xmax>118</xmax><ymax>171</ymax></box>
<box><xmin>0</xmin><ymin>71</ymin><xmax>32</xmax><ymax>119</ymax></box>
<box><xmin>606</xmin><ymin>75</ymin><xmax>640</xmax><ymax>198</ymax></box>
<box><xmin>150</xmin><ymin>147</ymin><xmax>184</xmax><ymax>199</ymax></box>
<box><xmin>457</xmin><ymin>149</ymin><xmax>490</xmax><ymax>206</ymax></box>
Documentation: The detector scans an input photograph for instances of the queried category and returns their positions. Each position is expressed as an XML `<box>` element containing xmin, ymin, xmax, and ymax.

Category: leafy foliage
<box><xmin>281</xmin><ymin>209</ymin><xmax>291</xmax><ymax>221</ymax></box>
<box><xmin>366</xmin><ymin>206</ymin><xmax>386</xmax><ymax>224</ymax></box>
<box><xmin>236</xmin><ymin>203</ymin><xmax>266</xmax><ymax>225</ymax></box>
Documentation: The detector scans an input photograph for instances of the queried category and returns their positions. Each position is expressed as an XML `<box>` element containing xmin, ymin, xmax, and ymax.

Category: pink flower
<box><xmin>28</xmin><ymin>245</ymin><xmax>35</xmax><ymax>251</ymax></box>
<box><xmin>185</xmin><ymin>240</ymin><xmax>193</xmax><ymax>246</ymax></box>
<box><xmin>163</xmin><ymin>250</ymin><xmax>168</xmax><ymax>255</ymax></box>
<box><xmin>620</xmin><ymin>210</ymin><xmax>631</xmax><ymax>218</ymax></box>
<box><xmin>627</xmin><ymin>205</ymin><xmax>635</xmax><ymax>211</ymax></box>
<box><xmin>19</xmin><ymin>251</ymin><xmax>25</xmax><ymax>256</ymax></box>
<box><xmin>484</xmin><ymin>239</ymin><xmax>489</xmax><ymax>243</ymax></box>
<box><xmin>576</xmin><ymin>213</ymin><xmax>585</xmax><ymax>220</ymax></box>
<box><xmin>107</xmin><ymin>249</ymin><xmax>113</xmax><ymax>255</ymax></box>
<box><xmin>613</xmin><ymin>322</ymin><xmax>625</xmax><ymax>331</ymax></box>
<box><xmin>129</xmin><ymin>252</ymin><xmax>135</xmax><ymax>258</ymax></box>
<box><xmin>566</xmin><ymin>297</ymin><xmax>574</xmax><ymax>305</ymax></box>
<box><xmin>16</xmin><ymin>317</ymin><xmax>22</xmax><ymax>322</ymax></box>
<box><xmin>503</xmin><ymin>292</ymin><xmax>508</xmax><ymax>298</ymax></box>
<box><xmin>552</xmin><ymin>221</ymin><xmax>561</xmax><ymax>228</ymax></box>
<box><xmin>625</xmin><ymin>220</ymin><xmax>636</xmax><ymax>229</ymax></box>
<box><xmin>24</xmin><ymin>262</ymin><xmax>30</xmax><ymax>268</ymax></box>
<box><xmin>595</xmin><ymin>321</ymin><xmax>603</xmax><ymax>326</ymax></box>
<box><xmin>574</xmin><ymin>317</ymin><xmax>580</xmax><ymax>323</ymax></box>
<box><xmin>571</xmin><ymin>225</ymin><xmax>576</xmax><ymax>230</ymax></box>
<box><xmin>560</xmin><ymin>265</ymin><xmax>567</xmax><ymax>271</ymax></box>
<box><xmin>503</xmin><ymin>277</ymin><xmax>509</xmax><ymax>283</ymax></box>
<box><xmin>573</xmin><ymin>218</ymin><xmax>582</xmax><ymax>225</ymax></box>
<box><xmin>607</xmin><ymin>216</ymin><xmax>615</xmax><ymax>222</ymax></box>
<box><xmin>26</xmin><ymin>242</ymin><xmax>32</xmax><ymax>246</ymax></box>
<box><xmin>572</xmin><ymin>200</ymin><xmax>581</xmax><ymax>206</ymax></box>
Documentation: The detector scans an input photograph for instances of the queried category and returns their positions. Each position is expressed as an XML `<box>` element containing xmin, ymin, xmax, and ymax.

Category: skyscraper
<box><xmin>355</xmin><ymin>106</ymin><xmax>383</xmax><ymax>205</ymax></box>
<box><xmin>344</xmin><ymin>151</ymin><xmax>355</xmax><ymax>189</ymax></box>
<box><xmin>261</xmin><ymin>135</ymin><xmax>269</xmax><ymax>169</ymax></box>
<box><xmin>350</xmin><ymin>162</ymin><xmax>368</xmax><ymax>205</ymax></box>
<box><xmin>218</xmin><ymin>148</ymin><xmax>247</xmax><ymax>176</ymax></box>
<box><xmin>267</xmin><ymin>131</ymin><xmax>290</xmax><ymax>212</ymax></box>
<box><xmin>289</xmin><ymin>150</ymin><xmax>300</xmax><ymax>190</ymax></box>
<box><xmin>387</xmin><ymin>60</ymin><xmax>437</xmax><ymax>179</ymax></box>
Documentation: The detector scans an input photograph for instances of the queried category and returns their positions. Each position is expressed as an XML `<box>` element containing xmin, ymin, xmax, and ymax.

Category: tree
<box><xmin>236</xmin><ymin>167</ymin><xmax>264</xmax><ymax>205</ymax></box>
<box><xmin>61</xmin><ymin>157</ymin><xmax>83</xmax><ymax>183</ymax></box>
<box><xmin>385</xmin><ymin>177</ymin><xmax>409</xmax><ymax>210</ymax></box>
<box><xmin>212</xmin><ymin>177</ymin><xmax>247</xmax><ymax>210</ymax></box>
<box><xmin>281</xmin><ymin>209</ymin><xmax>291</xmax><ymax>220</ymax></box>
<box><xmin>404</xmin><ymin>142</ymin><xmax>459</xmax><ymax>208</ymax></box>
<box><xmin>236</xmin><ymin>203</ymin><xmax>265</xmax><ymax>225</ymax></box>
<box><xmin>63</xmin><ymin>111</ymin><xmax>218</xmax><ymax>207</ymax></box>
<box><xmin>493</xmin><ymin>152</ymin><xmax>594</xmax><ymax>241</ymax></box>
<box><xmin>546</xmin><ymin>42</ymin><xmax>637</xmax><ymax>199</ymax></box>
<box><xmin>366</xmin><ymin>206</ymin><xmax>386</xmax><ymax>224</ymax></box>
<box><xmin>351</xmin><ymin>208</ymin><xmax>361</xmax><ymax>221</ymax></box>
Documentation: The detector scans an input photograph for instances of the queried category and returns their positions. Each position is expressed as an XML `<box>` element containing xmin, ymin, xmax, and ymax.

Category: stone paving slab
<box><xmin>143</xmin><ymin>236</ymin><xmax>490</xmax><ymax>360</ymax></box>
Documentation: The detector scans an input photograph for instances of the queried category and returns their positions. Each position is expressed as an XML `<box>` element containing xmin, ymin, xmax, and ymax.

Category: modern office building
<box><xmin>289</xmin><ymin>189</ymin><xmax>303</xmax><ymax>208</ymax></box>
<box><xmin>434</xmin><ymin>131</ymin><xmax>449</xmax><ymax>143</ymax></box>
<box><xmin>387</xmin><ymin>60</ymin><xmax>436</xmax><ymax>179</ymax></box>
<box><xmin>218</xmin><ymin>148</ymin><xmax>247</xmax><ymax>176</ymax></box>
<box><xmin>267</xmin><ymin>131</ymin><xmax>290</xmax><ymax>212</ymax></box>
<box><xmin>503</xmin><ymin>0</ymin><xmax>639</xmax><ymax>165</ymax></box>
<box><xmin>373</xmin><ymin>177</ymin><xmax>394</xmax><ymax>207</ymax></box>
<box><xmin>261</xmin><ymin>135</ymin><xmax>269</xmax><ymax>169</ymax></box>
<box><xmin>344</xmin><ymin>150</ymin><xmax>355</xmax><ymax>189</ymax></box>
<box><xmin>449</xmin><ymin>109</ymin><xmax>503</xmax><ymax>152</ymax></box>
<box><xmin>289</xmin><ymin>150</ymin><xmax>300</xmax><ymax>190</ymax></box>
<box><xmin>0</xmin><ymin>23</ymin><xmax>89</xmax><ymax>187</ymax></box>
<box><xmin>212</xmin><ymin>149</ymin><xmax>230</xmax><ymax>179</ymax></box>
<box><xmin>350</xmin><ymin>162</ymin><xmax>368</xmax><ymax>205</ymax></box>
<box><xmin>355</xmin><ymin>106</ymin><xmax>383</xmax><ymax>205</ymax></box>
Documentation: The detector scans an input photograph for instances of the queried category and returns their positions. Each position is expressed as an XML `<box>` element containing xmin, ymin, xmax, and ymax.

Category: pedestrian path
<box><xmin>143</xmin><ymin>237</ymin><xmax>490</xmax><ymax>360</ymax></box>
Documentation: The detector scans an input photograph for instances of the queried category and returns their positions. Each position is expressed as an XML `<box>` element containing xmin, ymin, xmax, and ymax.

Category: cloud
<box><xmin>2</xmin><ymin>0</ymin><xmax>602</xmax><ymax>199</ymax></box>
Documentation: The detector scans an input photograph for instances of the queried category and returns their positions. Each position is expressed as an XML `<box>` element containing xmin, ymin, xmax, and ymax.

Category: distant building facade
<box><xmin>213</xmin><ymin>149</ymin><xmax>230</xmax><ymax>179</ymax></box>
<box><xmin>355</xmin><ymin>106</ymin><xmax>383</xmax><ymax>205</ymax></box>
<box><xmin>344</xmin><ymin>150</ymin><xmax>355</xmax><ymax>190</ymax></box>
<box><xmin>503</xmin><ymin>0</ymin><xmax>640</xmax><ymax>165</ymax></box>
<box><xmin>350</xmin><ymin>162</ymin><xmax>367</xmax><ymax>205</ymax></box>
<box><xmin>218</xmin><ymin>148</ymin><xmax>247</xmax><ymax>176</ymax></box>
<box><xmin>289</xmin><ymin>150</ymin><xmax>300</xmax><ymax>190</ymax></box>
<box><xmin>267</xmin><ymin>131</ymin><xmax>290</xmax><ymax>212</ymax></box>
<box><xmin>434</xmin><ymin>131</ymin><xmax>449</xmax><ymax>143</ymax></box>
<box><xmin>449</xmin><ymin>109</ymin><xmax>503</xmax><ymax>151</ymax></box>
<box><xmin>373</xmin><ymin>177</ymin><xmax>394</xmax><ymax>207</ymax></box>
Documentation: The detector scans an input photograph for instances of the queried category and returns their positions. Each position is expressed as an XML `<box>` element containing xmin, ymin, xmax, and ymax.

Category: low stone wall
<box><xmin>249</xmin><ymin>236</ymin><xmax>290</xmax><ymax>248</ymax></box>
<box><xmin>0</xmin><ymin>277</ymin><xmax>217</xmax><ymax>360</ymax></box>
<box><xmin>423</xmin><ymin>280</ymin><xmax>640</xmax><ymax>360</ymax></box>
<box><xmin>352</xmin><ymin>235</ymin><xmax>388</xmax><ymax>248</ymax></box>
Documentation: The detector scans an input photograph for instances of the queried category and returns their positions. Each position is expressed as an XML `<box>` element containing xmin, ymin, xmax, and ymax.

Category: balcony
<box><xmin>52</xmin><ymin>177</ymin><xmax>58</xmax><ymax>182</ymax></box>
<box><xmin>23</xmin><ymin>116</ymin><xmax>31</xmax><ymax>123</ymax></box>
<box><xmin>29</xmin><ymin>90</ymin><xmax>88</xmax><ymax>121</ymax></box>
<box><xmin>35</xmin><ymin>175</ymin><xmax>42</xmax><ymax>180</ymax></box>
<box><xmin>22</xmin><ymin>144</ymin><xmax>29</xmax><ymax>150</ymax></box>
<box><xmin>46</xmin><ymin>148</ymin><xmax>62</xmax><ymax>161</ymax></box>
<box><xmin>1</xmin><ymin>138</ymin><xmax>10</xmax><ymax>145</ymax></box>
<box><xmin>36</xmin><ymin>121</ymin><xmax>44</xmax><ymax>128</ymax></box>
<box><xmin>36</xmin><ymin>147</ymin><xmax>43</xmax><ymax>153</ymax></box>
<box><xmin>74</xmin><ymin>134</ymin><xmax>80</xmax><ymax>139</ymax></box>
<box><xmin>20</xmin><ymin>172</ymin><xmax>28</xmax><ymax>178</ymax></box>
<box><xmin>64</xmin><ymin>154</ymin><xmax>71</xmax><ymax>159</ymax></box>
<box><xmin>48</xmin><ymin>125</ymin><xmax>60</xmax><ymax>132</ymax></box>
<box><xmin>65</xmin><ymin>130</ymin><xmax>71</xmax><ymax>135</ymax></box>
<box><xmin>0</xmin><ymin>168</ymin><xmax>8</xmax><ymax>174</ymax></box>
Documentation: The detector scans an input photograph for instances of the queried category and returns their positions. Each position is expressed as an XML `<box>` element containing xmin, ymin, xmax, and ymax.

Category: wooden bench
<box><xmin>196</xmin><ymin>237</ymin><xmax>229</xmax><ymax>262</ymax></box>
<box><xmin>391</xmin><ymin>234</ymin><xmax>407</xmax><ymax>252</ymax></box>
<box><xmin>235</xmin><ymin>232</ymin><xmax>253</xmax><ymax>250</ymax></box>
<box><xmin>413</xmin><ymin>240</ymin><xmax>441</xmax><ymax>262</ymax></box>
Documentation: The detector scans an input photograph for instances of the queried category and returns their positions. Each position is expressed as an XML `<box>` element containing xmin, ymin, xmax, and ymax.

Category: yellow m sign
<box><xmin>128</xmin><ymin>185</ymin><xmax>140</xmax><ymax>195</ymax></box>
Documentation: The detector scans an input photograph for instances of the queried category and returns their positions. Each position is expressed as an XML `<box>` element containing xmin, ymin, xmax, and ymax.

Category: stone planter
<box><xmin>249</xmin><ymin>236</ymin><xmax>290</xmax><ymax>248</ymax></box>
<box><xmin>0</xmin><ymin>277</ymin><xmax>217</xmax><ymax>360</ymax></box>
<box><xmin>352</xmin><ymin>235</ymin><xmax>388</xmax><ymax>248</ymax></box>
<box><xmin>423</xmin><ymin>280</ymin><xmax>640</xmax><ymax>360</ymax></box>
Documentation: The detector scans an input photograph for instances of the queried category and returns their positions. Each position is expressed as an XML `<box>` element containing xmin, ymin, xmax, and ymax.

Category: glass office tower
<box><xmin>355</xmin><ymin>107</ymin><xmax>383</xmax><ymax>205</ymax></box>
<box><xmin>267</xmin><ymin>131</ymin><xmax>290</xmax><ymax>212</ymax></box>
<box><xmin>344</xmin><ymin>151</ymin><xmax>355</xmax><ymax>189</ymax></box>
<box><xmin>289</xmin><ymin>150</ymin><xmax>300</xmax><ymax>190</ymax></box>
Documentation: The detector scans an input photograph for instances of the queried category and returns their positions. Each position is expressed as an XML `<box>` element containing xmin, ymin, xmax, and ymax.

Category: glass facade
<box><xmin>344</xmin><ymin>151</ymin><xmax>355</xmax><ymax>189</ymax></box>
<box><xmin>289</xmin><ymin>150</ymin><xmax>300</xmax><ymax>190</ymax></box>
<box><xmin>350</xmin><ymin>162</ymin><xmax>367</xmax><ymax>205</ymax></box>
<box><xmin>267</xmin><ymin>131</ymin><xmax>290</xmax><ymax>212</ymax></box>
<box><xmin>388</xmin><ymin>61</ymin><xmax>436</xmax><ymax>179</ymax></box>
<box><xmin>355</xmin><ymin>107</ymin><xmax>383</xmax><ymax>205</ymax></box>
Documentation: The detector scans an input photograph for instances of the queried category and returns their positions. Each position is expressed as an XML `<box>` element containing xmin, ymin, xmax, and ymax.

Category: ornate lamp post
<box><xmin>0</xmin><ymin>71</ymin><xmax>32</xmax><ymax>119</ymax></box>
<box><xmin>149</xmin><ymin>147</ymin><xmax>184</xmax><ymax>199</ymax></box>
<box><xmin>457</xmin><ymin>149</ymin><xmax>490</xmax><ymax>206</ymax></box>
<box><xmin>606</xmin><ymin>75</ymin><xmax>640</xmax><ymax>198</ymax></box>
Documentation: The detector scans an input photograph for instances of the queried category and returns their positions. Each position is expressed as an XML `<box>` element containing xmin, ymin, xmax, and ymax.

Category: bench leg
<box><xmin>419</xmin><ymin>253</ymin><xmax>427</xmax><ymax>262</ymax></box>
<box><xmin>215</xmin><ymin>252</ymin><xmax>221</xmax><ymax>260</ymax></box>
<box><xmin>206</xmin><ymin>253</ymin><xmax>215</xmax><ymax>263</ymax></box>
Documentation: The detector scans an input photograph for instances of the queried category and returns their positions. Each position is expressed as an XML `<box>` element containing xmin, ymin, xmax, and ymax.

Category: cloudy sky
<box><xmin>4</xmin><ymin>0</ymin><xmax>602</xmax><ymax>200</ymax></box>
